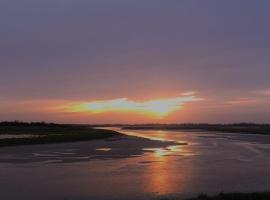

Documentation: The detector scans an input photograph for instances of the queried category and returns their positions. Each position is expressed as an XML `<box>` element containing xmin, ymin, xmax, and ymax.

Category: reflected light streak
<box><xmin>144</xmin><ymin>145</ymin><xmax>185</xmax><ymax>195</ymax></box>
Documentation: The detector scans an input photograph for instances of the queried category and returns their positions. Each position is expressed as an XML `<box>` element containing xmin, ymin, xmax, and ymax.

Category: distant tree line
<box><xmin>0</xmin><ymin>121</ymin><xmax>65</xmax><ymax>127</ymax></box>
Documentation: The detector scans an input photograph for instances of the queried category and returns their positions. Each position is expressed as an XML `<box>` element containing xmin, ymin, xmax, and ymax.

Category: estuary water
<box><xmin>0</xmin><ymin>128</ymin><xmax>270</xmax><ymax>200</ymax></box>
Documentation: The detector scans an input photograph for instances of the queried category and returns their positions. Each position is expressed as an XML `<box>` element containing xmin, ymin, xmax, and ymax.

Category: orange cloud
<box><xmin>61</xmin><ymin>95</ymin><xmax>203</xmax><ymax>118</ymax></box>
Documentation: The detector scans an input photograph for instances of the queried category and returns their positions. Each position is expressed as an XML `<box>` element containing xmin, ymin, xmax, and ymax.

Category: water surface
<box><xmin>0</xmin><ymin>128</ymin><xmax>270</xmax><ymax>200</ymax></box>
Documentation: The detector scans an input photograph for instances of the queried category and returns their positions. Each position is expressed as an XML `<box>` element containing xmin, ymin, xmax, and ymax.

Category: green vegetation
<box><xmin>0</xmin><ymin>121</ymin><xmax>122</xmax><ymax>147</ymax></box>
<box><xmin>123</xmin><ymin>123</ymin><xmax>270</xmax><ymax>135</ymax></box>
<box><xmin>181</xmin><ymin>192</ymin><xmax>270</xmax><ymax>200</ymax></box>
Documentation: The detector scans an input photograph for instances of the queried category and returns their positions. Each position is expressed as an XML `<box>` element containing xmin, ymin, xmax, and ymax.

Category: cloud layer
<box><xmin>64</xmin><ymin>95</ymin><xmax>203</xmax><ymax>117</ymax></box>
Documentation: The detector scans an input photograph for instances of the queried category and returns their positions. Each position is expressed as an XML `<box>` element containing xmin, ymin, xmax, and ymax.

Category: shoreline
<box><xmin>122</xmin><ymin>124</ymin><xmax>270</xmax><ymax>135</ymax></box>
<box><xmin>0</xmin><ymin>132</ymin><xmax>179</xmax><ymax>164</ymax></box>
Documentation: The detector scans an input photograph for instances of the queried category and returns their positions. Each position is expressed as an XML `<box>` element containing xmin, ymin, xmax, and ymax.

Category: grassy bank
<box><xmin>123</xmin><ymin>123</ymin><xmax>270</xmax><ymax>135</ymax></box>
<box><xmin>181</xmin><ymin>192</ymin><xmax>270</xmax><ymax>200</ymax></box>
<box><xmin>0</xmin><ymin>122</ymin><xmax>122</xmax><ymax>147</ymax></box>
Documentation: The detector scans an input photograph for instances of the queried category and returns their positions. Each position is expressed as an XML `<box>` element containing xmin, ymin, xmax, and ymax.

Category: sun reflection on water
<box><xmin>109</xmin><ymin>128</ymin><xmax>193</xmax><ymax>196</ymax></box>
<box><xmin>142</xmin><ymin>146</ymin><xmax>184</xmax><ymax>195</ymax></box>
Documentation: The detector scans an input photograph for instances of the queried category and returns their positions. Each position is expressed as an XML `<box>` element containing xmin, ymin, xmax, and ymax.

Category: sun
<box><xmin>140</xmin><ymin>99</ymin><xmax>182</xmax><ymax>117</ymax></box>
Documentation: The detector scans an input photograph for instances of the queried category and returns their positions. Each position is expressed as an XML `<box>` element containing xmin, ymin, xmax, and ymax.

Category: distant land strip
<box><xmin>122</xmin><ymin>123</ymin><xmax>270</xmax><ymax>135</ymax></box>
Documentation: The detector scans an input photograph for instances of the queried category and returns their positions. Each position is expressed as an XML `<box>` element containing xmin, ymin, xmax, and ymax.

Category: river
<box><xmin>0</xmin><ymin>128</ymin><xmax>270</xmax><ymax>200</ymax></box>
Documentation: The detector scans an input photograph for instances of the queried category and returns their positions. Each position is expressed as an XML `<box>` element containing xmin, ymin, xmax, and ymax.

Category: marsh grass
<box><xmin>0</xmin><ymin>123</ymin><xmax>121</xmax><ymax>147</ymax></box>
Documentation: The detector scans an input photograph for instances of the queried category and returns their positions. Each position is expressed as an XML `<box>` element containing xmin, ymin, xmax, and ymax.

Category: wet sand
<box><xmin>0</xmin><ymin>134</ymin><xmax>179</xmax><ymax>164</ymax></box>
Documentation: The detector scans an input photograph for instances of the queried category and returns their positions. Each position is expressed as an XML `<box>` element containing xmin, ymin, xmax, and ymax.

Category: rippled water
<box><xmin>0</xmin><ymin>128</ymin><xmax>270</xmax><ymax>200</ymax></box>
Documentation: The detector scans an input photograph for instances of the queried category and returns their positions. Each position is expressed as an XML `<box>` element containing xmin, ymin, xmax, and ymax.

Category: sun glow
<box><xmin>65</xmin><ymin>95</ymin><xmax>202</xmax><ymax>117</ymax></box>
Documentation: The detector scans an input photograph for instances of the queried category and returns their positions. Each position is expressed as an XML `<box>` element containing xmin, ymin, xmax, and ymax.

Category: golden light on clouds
<box><xmin>64</xmin><ymin>95</ymin><xmax>203</xmax><ymax>118</ymax></box>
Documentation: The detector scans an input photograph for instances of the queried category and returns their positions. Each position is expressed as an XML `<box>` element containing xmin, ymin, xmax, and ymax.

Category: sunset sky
<box><xmin>1</xmin><ymin>0</ymin><xmax>270</xmax><ymax>123</ymax></box>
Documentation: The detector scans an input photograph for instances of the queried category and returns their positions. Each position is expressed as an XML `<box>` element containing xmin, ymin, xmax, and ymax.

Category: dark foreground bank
<box><xmin>0</xmin><ymin>122</ymin><xmax>122</xmax><ymax>147</ymax></box>
<box><xmin>179</xmin><ymin>192</ymin><xmax>270</xmax><ymax>200</ymax></box>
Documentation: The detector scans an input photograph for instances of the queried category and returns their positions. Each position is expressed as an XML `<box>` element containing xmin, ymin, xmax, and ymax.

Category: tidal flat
<box><xmin>0</xmin><ymin>126</ymin><xmax>270</xmax><ymax>200</ymax></box>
